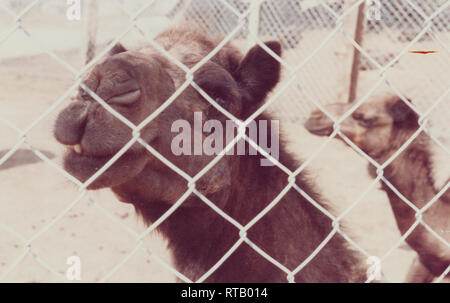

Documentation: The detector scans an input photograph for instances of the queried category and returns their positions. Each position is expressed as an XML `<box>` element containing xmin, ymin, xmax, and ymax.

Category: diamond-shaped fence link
<box><xmin>0</xmin><ymin>0</ymin><xmax>448</xmax><ymax>282</ymax></box>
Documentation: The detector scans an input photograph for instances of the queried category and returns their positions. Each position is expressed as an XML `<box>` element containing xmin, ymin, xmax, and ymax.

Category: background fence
<box><xmin>0</xmin><ymin>0</ymin><xmax>448</xmax><ymax>282</ymax></box>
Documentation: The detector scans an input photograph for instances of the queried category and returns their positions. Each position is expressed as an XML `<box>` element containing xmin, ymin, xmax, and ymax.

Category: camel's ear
<box><xmin>389</xmin><ymin>99</ymin><xmax>418</xmax><ymax>128</ymax></box>
<box><xmin>109</xmin><ymin>42</ymin><xmax>127</xmax><ymax>56</ymax></box>
<box><xmin>234</xmin><ymin>41</ymin><xmax>281</xmax><ymax>106</ymax></box>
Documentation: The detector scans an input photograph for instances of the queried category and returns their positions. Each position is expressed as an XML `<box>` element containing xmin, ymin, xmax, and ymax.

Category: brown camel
<box><xmin>53</xmin><ymin>27</ymin><xmax>366</xmax><ymax>282</ymax></box>
<box><xmin>305</xmin><ymin>93</ymin><xmax>450</xmax><ymax>282</ymax></box>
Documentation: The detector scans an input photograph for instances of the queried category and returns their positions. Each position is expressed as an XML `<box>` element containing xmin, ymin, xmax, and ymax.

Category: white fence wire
<box><xmin>0</xmin><ymin>0</ymin><xmax>449</xmax><ymax>282</ymax></box>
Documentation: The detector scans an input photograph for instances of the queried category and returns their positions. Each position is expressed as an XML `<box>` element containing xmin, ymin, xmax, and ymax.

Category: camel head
<box><xmin>305</xmin><ymin>93</ymin><xmax>419</xmax><ymax>158</ymax></box>
<box><xmin>54</xmin><ymin>29</ymin><xmax>281</xmax><ymax>206</ymax></box>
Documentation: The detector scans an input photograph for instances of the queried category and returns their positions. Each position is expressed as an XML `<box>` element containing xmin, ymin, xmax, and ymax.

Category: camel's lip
<box><xmin>63</xmin><ymin>148</ymin><xmax>145</xmax><ymax>189</ymax></box>
<box><xmin>65</xmin><ymin>148</ymin><xmax>112</xmax><ymax>161</ymax></box>
<box><xmin>62</xmin><ymin>135</ymin><xmax>154</xmax><ymax>168</ymax></box>
<box><xmin>64</xmin><ymin>146</ymin><xmax>143</xmax><ymax>164</ymax></box>
<box><xmin>64</xmin><ymin>141</ymin><xmax>142</xmax><ymax>159</ymax></box>
<box><xmin>65</xmin><ymin>145</ymin><xmax>115</xmax><ymax>160</ymax></box>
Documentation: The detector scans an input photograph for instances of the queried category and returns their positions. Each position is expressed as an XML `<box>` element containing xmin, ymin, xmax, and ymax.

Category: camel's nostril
<box><xmin>310</xmin><ymin>110</ymin><xmax>324</xmax><ymax>119</ymax></box>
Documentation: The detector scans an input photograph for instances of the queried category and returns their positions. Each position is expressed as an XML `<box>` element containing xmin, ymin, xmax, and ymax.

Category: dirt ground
<box><xmin>0</xmin><ymin>11</ymin><xmax>449</xmax><ymax>282</ymax></box>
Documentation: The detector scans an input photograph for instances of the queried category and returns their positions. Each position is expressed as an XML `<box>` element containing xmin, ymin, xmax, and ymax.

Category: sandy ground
<box><xmin>0</xmin><ymin>9</ymin><xmax>449</xmax><ymax>283</ymax></box>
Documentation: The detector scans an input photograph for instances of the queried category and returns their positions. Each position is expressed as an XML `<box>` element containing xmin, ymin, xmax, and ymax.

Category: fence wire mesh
<box><xmin>0</xmin><ymin>0</ymin><xmax>448</xmax><ymax>282</ymax></box>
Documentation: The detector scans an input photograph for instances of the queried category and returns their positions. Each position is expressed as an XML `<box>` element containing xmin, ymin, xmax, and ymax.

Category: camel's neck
<box><xmin>112</xmin><ymin>114</ymin><xmax>364</xmax><ymax>282</ymax></box>
<box><xmin>154</xmin><ymin>149</ymin><xmax>310</xmax><ymax>281</ymax></box>
<box><xmin>374</xmin><ymin>131</ymin><xmax>436</xmax><ymax>233</ymax></box>
<box><xmin>117</xmin><ymin>146</ymin><xmax>359</xmax><ymax>282</ymax></box>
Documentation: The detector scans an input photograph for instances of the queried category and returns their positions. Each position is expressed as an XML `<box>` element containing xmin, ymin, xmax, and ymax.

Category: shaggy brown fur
<box><xmin>305</xmin><ymin>93</ymin><xmax>450</xmax><ymax>282</ymax></box>
<box><xmin>54</xmin><ymin>27</ymin><xmax>365</xmax><ymax>282</ymax></box>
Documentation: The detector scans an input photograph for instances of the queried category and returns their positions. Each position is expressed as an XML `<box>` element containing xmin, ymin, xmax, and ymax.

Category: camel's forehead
<box><xmin>139</xmin><ymin>29</ymin><xmax>243</xmax><ymax>91</ymax></box>
<box><xmin>358</xmin><ymin>92</ymin><xmax>400</xmax><ymax>115</ymax></box>
<box><xmin>155</xmin><ymin>30</ymin><xmax>216</xmax><ymax>65</ymax></box>
<box><xmin>358</xmin><ymin>102</ymin><xmax>383</xmax><ymax>116</ymax></box>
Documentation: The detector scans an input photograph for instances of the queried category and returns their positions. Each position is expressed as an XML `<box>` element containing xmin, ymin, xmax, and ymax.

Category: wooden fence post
<box><xmin>337</xmin><ymin>0</ymin><xmax>367</xmax><ymax>103</ymax></box>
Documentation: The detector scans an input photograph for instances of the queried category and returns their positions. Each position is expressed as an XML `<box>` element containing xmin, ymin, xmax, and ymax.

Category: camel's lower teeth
<box><xmin>74</xmin><ymin>144</ymin><xmax>83</xmax><ymax>154</ymax></box>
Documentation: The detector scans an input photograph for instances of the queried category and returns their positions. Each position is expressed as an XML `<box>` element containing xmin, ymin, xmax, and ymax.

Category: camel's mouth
<box><xmin>63</xmin><ymin>148</ymin><xmax>147</xmax><ymax>189</ymax></box>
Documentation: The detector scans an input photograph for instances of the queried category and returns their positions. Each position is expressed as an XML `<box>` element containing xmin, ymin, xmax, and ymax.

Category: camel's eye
<box><xmin>106</xmin><ymin>78</ymin><xmax>141</xmax><ymax>106</ymax></box>
<box><xmin>215</xmin><ymin>97</ymin><xmax>226</xmax><ymax>106</ymax></box>
<box><xmin>352</xmin><ymin>112</ymin><xmax>378</xmax><ymax>127</ymax></box>
<box><xmin>358</xmin><ymin>117</ymin><xmax>378</xmax><ymax>127</ymax></box>
<box><xmin>109</xmin><ymin>89</ymin><xmax>141</xmax><ymax>106</ymax></box>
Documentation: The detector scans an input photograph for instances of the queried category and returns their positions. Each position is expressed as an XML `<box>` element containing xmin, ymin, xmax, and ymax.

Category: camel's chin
<box><xmin>63</xmin><ymin>150</ymin><xmax>147</xmax><ymax>189</ymax></box>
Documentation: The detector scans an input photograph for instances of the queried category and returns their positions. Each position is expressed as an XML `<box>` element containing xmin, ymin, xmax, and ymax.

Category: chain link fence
<box><xmin>0</xmin><ymin>0</ymin><xmax>448</xmax><ymax>282</ymax></box>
